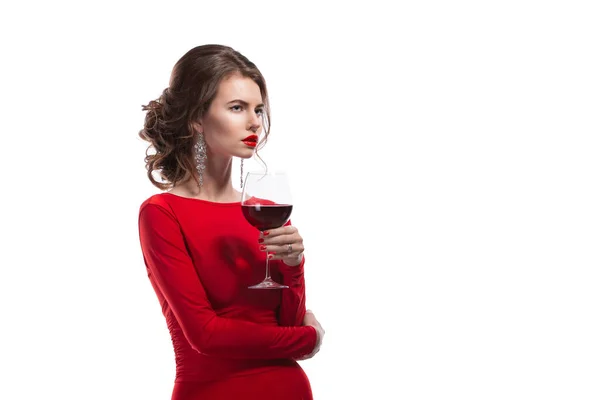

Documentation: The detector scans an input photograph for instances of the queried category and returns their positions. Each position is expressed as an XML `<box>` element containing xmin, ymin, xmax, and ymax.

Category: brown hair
<box><xmin>138</xmin><ymin>44</ymin><xmax>271</xmax><ymax>190</ymax></box>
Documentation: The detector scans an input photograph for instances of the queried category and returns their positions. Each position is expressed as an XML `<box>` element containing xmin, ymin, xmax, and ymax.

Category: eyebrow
<box><xmin>227</xmin><ymin>99</ymin><xmax>265</xmax><ymax>108</ymax></box>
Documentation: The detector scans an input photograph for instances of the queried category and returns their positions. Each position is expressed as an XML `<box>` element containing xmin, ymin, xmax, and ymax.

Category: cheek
<box><xmin>210</xmin><ymin>114</ymin><xmax>244</xmax><ymax>135</ymax></box>
<box><xmin>204</xmin><ymin>115</ymin><xmax>245</xmax><ymax>149</ymax></box>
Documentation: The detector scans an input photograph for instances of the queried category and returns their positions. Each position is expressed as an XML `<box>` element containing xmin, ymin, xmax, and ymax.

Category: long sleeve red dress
<box><xmin>138</xmin><ymin>193</ymin><xmax>317</xmax><ymax>400</ymax></box>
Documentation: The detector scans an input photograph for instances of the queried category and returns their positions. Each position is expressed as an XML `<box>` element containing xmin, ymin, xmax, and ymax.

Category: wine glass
<box><xmin>241</xmin><ymin>171</ymin><xmax>293</xmax><ymax>289</ymax></box>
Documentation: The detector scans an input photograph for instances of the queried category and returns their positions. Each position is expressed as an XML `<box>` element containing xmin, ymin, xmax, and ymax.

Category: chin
<box><xmin>237</xmin><ymin>149</ymin><xmax>256</xmax><ymax>159</ymax></box>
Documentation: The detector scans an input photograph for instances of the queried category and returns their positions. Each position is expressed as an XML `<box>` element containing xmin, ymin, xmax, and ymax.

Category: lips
<box><xmin>242</xmin><ymin>135</ymin><xmax>258</xmax><ymax>147</ymax></box>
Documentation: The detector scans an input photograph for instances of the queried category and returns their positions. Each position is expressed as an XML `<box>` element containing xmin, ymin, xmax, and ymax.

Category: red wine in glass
<box><xmin>241</xmin><ymin>204</ymin><xmax>293</xmax><ymax>231</ymax></box>
<box><xmin>241</xmin><ymin>172</ymin><xmax>293</xmax><ymax>289</ymax></box>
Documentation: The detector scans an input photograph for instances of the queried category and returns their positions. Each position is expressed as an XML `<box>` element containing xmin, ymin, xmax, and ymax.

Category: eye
<box><xmin>230</xmin><ymin>105</ymin><xmax>243</xmax><ymax>112</ymax></box>
<box><xmin>255</xmin><ymin>108</ymin><xmax>264</xmax><ymax>115</ymax></box>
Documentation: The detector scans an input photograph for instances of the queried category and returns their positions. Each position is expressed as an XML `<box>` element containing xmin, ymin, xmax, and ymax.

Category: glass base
<box><xmin>248</xmin><ymin>278</ymin><xmax>289</xmax><ymax>290</ymax></box>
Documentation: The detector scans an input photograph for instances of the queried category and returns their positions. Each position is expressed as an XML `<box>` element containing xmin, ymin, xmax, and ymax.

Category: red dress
<box><xmin>138</xmin><ymin>193</ymin><xmax>317</xmax><ymax>400</ymax></box>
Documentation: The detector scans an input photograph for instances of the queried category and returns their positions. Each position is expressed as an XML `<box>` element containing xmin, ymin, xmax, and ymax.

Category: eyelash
<box><xmin>230</xmin><ymin>105</ymin><xmax>264</xmax><ymax>115</ymax></box>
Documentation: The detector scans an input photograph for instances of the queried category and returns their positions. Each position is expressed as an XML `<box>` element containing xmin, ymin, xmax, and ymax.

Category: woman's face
<box><xmin>197</xmin><ymin>73</ymin><xmax>264</xmax><ymax>159</ymax></box>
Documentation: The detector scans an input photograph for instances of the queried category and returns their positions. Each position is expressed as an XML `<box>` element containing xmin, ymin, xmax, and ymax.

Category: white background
<box><xmin>1</xmin><ymin>1</ymin><xmax>599</xmax><ymax>399</ymax></box>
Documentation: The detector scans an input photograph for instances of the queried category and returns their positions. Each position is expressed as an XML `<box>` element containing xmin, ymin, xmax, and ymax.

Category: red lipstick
<box><xmin>242</xmin><ymin>134</ymin><xmax>258</xmax><ymax>148</ymax></box>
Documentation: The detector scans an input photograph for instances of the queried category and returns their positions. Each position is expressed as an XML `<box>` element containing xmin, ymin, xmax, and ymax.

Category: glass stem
<box><xmin>265</xmin><ymin>255</ymin><xmax>271</xmax><ymax>281</ymax></box>
<box><xmin>263</xmin><ymin>231</ymin><xmax>271</xmax><ymax>281</ymax></box>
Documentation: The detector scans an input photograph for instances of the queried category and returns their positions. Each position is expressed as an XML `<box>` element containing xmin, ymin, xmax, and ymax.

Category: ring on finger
<box><xmin>287</xmin><ymin>243</ymin><xmax>293</xmax><ymax>253</ymax></box>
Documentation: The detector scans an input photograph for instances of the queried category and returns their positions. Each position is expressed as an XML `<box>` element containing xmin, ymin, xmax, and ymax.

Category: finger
<box><xmin>266</xmin><ymin>242</ymin><xmax>304</xmax><ymax>257</ymax></box>
<box><xmin>262</xmin><ymin>234</ymin><xmax>302</xmax><ymax>246</ymax></box>
<box><xmin>279</xmin><ymin>242</ymin><xmax>303</xmax><ymax>254</ymax></box>
<box><xmin>262</xmin><ymin>225</ymin><xmax>297</xmax><ymax>238</ymax></box>
<box><xmin>260</xmin><ymin>242</ymin><xmax>303</xmax><ymax>253</ymax></box>
<box><xmin>267</xmin><ymin>251</ymin><xmax>304</xmax><ymax>261</ymax></box>
<box><xmin>303</xmin><ymin>314</ymin><xmax>316</xmax><ymax>324</ymax></box>
<box><xmin>303</xmin><ymin>314</ymin><xmax>317</xmax><ymax>326</ymax></box>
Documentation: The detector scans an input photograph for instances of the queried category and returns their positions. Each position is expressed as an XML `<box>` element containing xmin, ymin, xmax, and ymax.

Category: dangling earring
<box><xmin>240</xmin><ymin>158</ymin><xmax>244</xmax><ymax>189</ymax></box>
<box><xmin>194</xmin><ymin>133</ymin><xmax>207</xmax><ymax>188</ymax></box>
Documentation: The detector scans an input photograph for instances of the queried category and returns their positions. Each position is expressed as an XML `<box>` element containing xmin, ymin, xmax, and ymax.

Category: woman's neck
<box><xmin>170</xmin><ymin>156</ymin><xmax>240</xmax><ymax>203</ymax></box>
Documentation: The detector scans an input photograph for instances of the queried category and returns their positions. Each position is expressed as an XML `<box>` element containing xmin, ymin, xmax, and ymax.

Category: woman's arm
<box><xmin>259</xmin><ymin>219</ymin><xmax>308</xmax><ymax>327</ymax></box>
<box><xmin>138</xmin><ymin>203</ymin><xmax>317</xmax><ymax>360</ymax></box>
<box><xmin>277</xmin><ymin>255</ymin><xmax>307</xmax><ymax>326</ymax></box>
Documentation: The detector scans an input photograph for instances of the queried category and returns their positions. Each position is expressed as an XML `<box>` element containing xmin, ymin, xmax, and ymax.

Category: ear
<box><xmin>192</xmin><ymin>121</ymin><xmax>203</xmax><ymax>134</ymax></box>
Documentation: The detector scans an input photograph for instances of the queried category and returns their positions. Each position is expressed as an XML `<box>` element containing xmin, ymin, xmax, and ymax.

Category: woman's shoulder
<box><xmin>141</xmin><ymin>192</ymin><xmax>169</xmax><ymax>206</ymax></box>
<box><xmin>139</xmin><ymin>192</ymin><xmax>176</xmax><ymax>214</ymax></box>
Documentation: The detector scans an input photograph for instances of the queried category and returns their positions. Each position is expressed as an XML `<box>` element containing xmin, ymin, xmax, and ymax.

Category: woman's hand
<box><xmin>259</xmin><ymin>225</ymin><xmax>304</xmax><ymax>266</ymax></box>
<box><xmin>296</xmin><ymin>310</ymin><xmax>325</xmax><ymax>360</ymax></box>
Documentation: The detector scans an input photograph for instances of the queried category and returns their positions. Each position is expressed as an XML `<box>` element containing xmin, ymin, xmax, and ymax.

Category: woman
<box><xmin>137</xmin><ymin>44</ymin><xmax>324</xmax><ymax>399</ymax></box>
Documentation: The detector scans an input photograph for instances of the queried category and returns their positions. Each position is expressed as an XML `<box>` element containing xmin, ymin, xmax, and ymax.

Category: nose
<box><xmin>248</xmin><ymin>111</ymin><xmax>262</xmax><ymax>133</ymax></box>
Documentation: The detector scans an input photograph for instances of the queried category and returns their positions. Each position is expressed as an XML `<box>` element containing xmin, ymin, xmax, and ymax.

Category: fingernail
<box><xmin>263</xmin><ymin>231</ymin><xmax>270</xmax><ymax>236</ymax></box>
<box><xmin>268</xmin><ymin>254</ymin><xmax>274</xmax><ymax>259</ymax></box>
<box><xmin>258</xmin><ymin>238</ymin><xmax>264</xmax><ymax>243</ymax></box>
<box><xmin>259</xmin><ymin>245</ymin><xmax>267</xmax><ymax>251</ymax></box>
